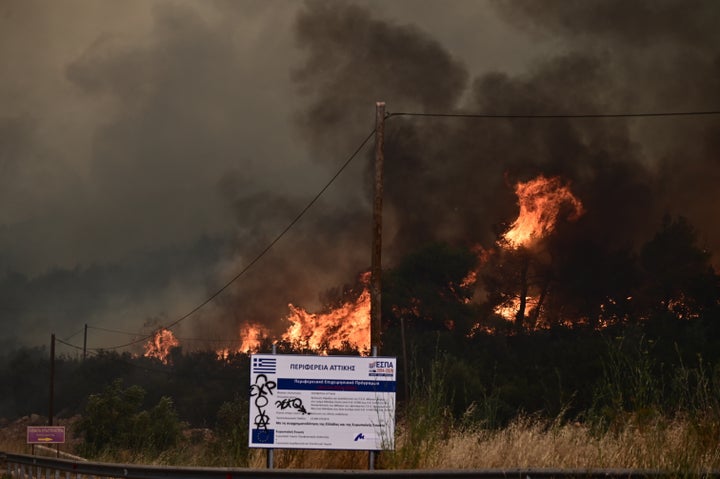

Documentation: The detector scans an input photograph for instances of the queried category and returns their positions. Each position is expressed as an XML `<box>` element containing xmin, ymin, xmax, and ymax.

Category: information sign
<box><xmin>248</xmin><ymin>354</ymin><xmax>396</xmax><ymax>450</ymax></box>
<box><xmin>27</xmin><ymin>426</ymin><xmax>66</xmax><ymax>444</ymax></box>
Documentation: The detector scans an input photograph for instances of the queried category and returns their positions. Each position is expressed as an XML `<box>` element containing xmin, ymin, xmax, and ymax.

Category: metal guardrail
<box><xmin>2</xmin><ymin>451</ymin><xmax>717</xmax><ymax>479</ymax></box>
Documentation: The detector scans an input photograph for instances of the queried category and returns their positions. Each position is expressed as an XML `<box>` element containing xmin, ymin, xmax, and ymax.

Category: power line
<box><xmin>175</xmin><ymin>336</ymin><xmax>248</xmax><ymax>343</ymax></box>
<box><xmin>387</xmin><ymin>109</ymin><xmax>720</xmax><ymax>120</ymax></box>
<box><xmin>81</xmin><ymin>106</ymin><xmax>720</xmax><ymax>352</ymax></box>
<box><xmin>88</xmin><ymin>324</ymin><xmax>254</xmax><ymax>344</ymax></box>
<box><xmin>57</xmin><ymin>335</ymin><xmax>250</xmax><ymax>378</ymax></box>
<box><xmin>94</xmin><ymin>126</ymin><xmax>378</xmax><ymax>351</ymax></box>
<box><xmin>87</xmin><ymin>325</ymin><xmax>139</xmax><ymax>336</ymax></box>
<box><xmin>55</xmin><ymin>337</ymin><xmax>84</xmax><ymax>352</ymax></box>
<box><xmin>62</xmin><ymin>328</ymin><xmax>85</xmax><ymax>342</ymax></box>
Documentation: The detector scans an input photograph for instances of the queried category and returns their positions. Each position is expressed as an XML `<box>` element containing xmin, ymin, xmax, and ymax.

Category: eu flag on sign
<box><xmin>251</xmin><ymin>428</ymin><xmax>275</xmax><ymax>444</ymax></box>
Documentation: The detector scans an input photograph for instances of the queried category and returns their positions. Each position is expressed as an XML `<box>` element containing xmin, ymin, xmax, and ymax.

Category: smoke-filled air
<box><xmin>1</xmin><ymin>0</ymin><xmax>719</xmax><ymax>357</ymax></box>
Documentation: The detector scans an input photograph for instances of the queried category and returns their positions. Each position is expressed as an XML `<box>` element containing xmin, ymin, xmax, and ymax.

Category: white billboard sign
<box><xmin>248</xmin><ymin>354</ymin><xmax>396</xmax><ymax>450</ymax></box>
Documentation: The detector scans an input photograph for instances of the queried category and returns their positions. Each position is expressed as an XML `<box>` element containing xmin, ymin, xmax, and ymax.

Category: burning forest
<box><xmin>143</xmin><ymin>168</ymin><xmax>718</xmax><ymax>364</ymax></box>
<box><xmin>3</xmin><ymin>9</ymin><xmax>720</xmax><ymax>471</ymax></box>
<box><xmin>3</xmin><ymin>0</ymin><xmax>720</xmax><ymax>441</ymax></box>
<box><xmin>159</xmin><ymin>0</ymin><xmax>719</xmax><ymax>365</ymax></box>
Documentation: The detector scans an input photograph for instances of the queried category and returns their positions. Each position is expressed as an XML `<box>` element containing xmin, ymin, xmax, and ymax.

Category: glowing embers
<box><xmin>494</xmin><ymin>295</ymin><xmax>540</xmax><ymax>323</ymax></box>
<box><xmin>144</xmin><ymin>327</ymin><xmax>179</xmax><ymax>364</ymax></box>
<box><xmin>502</xmin><ymin>175</ymin><xmax>584</xmax><ymax>249</ymax></box>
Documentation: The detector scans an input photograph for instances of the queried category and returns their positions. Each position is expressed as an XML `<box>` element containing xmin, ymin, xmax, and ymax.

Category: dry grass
<box><xmin>383</xmin><ymin>414</ymin><xmax>720</xmax><ymax>472</ymax></box>
<box><xmin>242</xmin><ymin>415</ymin><xmax>720</xmax><ymax>472</ymax></box>
<box><xmin>3</xmin><ymin>414</ymin><xmax>720</xmax><ymax>472</ymax></box>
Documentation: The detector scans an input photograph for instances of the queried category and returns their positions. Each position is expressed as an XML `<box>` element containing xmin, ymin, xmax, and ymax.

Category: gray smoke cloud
<box><xmin>1</xmin><ymin>0</ymin><xmax>718</xmax><ymax>351</ymax></box>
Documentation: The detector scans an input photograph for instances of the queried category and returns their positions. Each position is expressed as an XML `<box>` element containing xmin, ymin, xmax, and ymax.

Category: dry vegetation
<box><xmin>244</xmin><ymin>415</ymin><xmax>720</xmax><ymax>472</ymax></box>
<box><xmin>3</xmin><ymin>414</ymin><xmax>720</xmax><ymax>473</ymax></box>
<box><xmin>389</xmin><ymin>415</ymin><xmax>720</xmax><ymax>471</ymax></box>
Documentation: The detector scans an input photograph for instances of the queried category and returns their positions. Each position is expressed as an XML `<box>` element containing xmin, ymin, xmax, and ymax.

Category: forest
<box><xmin>1</xmin><ymin>214</ymin><xmax>719</xmax><ymax>437</ymax></box>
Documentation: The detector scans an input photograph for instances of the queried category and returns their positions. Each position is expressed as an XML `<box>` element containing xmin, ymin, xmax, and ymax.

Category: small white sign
<box><xmin>248</xmin><ymin>354</ymin><xmax>396</xmax><ymax>450</ymax></box>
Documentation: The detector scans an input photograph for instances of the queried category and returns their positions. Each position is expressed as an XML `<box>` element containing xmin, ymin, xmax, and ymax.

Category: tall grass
<box><xmin>3</xmin><ymin>344</ymin><xmax>720</xmax><ymax>473</ymax></box>
<box><xmin>3</xmin><ymin>412</ymin><xmax>720</xmax><ymax>471</ymax></box>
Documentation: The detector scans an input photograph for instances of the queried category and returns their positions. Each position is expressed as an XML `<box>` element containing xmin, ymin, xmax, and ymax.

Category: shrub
<box><xmin>75</xmin><ymin>379</ymin><xmax>183</xmax><ymax>457</ymax></box>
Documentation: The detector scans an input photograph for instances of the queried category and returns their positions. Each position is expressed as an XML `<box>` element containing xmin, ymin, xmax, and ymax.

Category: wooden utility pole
<box><xmin>370</xmin><ymin>102</ymin><xmax>385</xmax><ymax>355</ymax></box>
<box><xmin>49</xmin><ymin>333</ymin><xmax>55</xmax><ymax>426</ymax></box>
<box><xmin>83</xmin><ymin>324</ymin><xmax>88</xmax><ymax>360</ymax></box>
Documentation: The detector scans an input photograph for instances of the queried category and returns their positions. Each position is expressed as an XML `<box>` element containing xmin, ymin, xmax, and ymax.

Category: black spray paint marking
<box><xmin>250</xmin><ymin>374</ymin><xmax>277</xmax><ymax>430</ymax></box>
<box><xmin>275</xmin><ymin>397</ymin><xmax>310</xmax><ymax>415</ymax></box>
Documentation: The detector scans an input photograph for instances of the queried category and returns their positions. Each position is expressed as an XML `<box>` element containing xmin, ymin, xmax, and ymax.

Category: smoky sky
<box><xmin>294</xmin><ymin>0</ymin><xmax>720</xmax><ymax>258</ymax></box>
<box><xmin>1</xmin><ymin>0</ymin><xmax>719</xmax><ymax>351</ymax></box>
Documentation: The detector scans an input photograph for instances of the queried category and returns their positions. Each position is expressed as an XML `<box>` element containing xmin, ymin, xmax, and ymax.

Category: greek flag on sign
<box><xmin>252</xmin><ymin>357</ymin><xmax>277</xmax><ymax>374</ymax></box>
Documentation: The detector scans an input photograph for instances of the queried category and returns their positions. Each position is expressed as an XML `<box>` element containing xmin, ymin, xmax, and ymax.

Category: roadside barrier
<box><xmin>2</xmin><ymin>451</ymin><xmax>716</xmax><ymax>479</ymax></box>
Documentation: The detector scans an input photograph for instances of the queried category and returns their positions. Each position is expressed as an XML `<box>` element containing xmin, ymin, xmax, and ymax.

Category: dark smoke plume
<box><xmin>2</xmin><ymin>0</ymin><xmax>719</xmax><ymax>350</ymax></box>
<box><xmin>293</xmin><ymin>0</ymin><xmax>720</xmax><ymax>268</ymax></box>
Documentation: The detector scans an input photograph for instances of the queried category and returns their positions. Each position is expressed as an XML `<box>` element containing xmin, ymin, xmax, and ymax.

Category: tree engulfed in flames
<box><xmin>281</xmin><ymin>272</ymin><xmax>371</xmax><ymax>354</ymax></box>
<box><xmin>144</xmin><ymin>327</ymin><xmax>179</xmax><ymax>364</ymax></box>
<box><xmin>149</xmin><ymin>175</ymin><xmax>587</xmax><ymax>357</ymax></box>
<box><xmin>503</xmin><ymin>175</ymin><xmax>584</xmax><ymax>249</ymax></box>
<box><xmin>493</xmin><ymin>175</ymin><xmax>585</xmax><ymax>325</ymax></box>
<box><xmin>217</xmin><ymin>323</ymin><xmax>268</xmax><ymax>359</ymax></box>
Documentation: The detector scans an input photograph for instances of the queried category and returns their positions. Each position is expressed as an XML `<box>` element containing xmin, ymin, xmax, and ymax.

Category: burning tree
<box><xmin>479</xmin><ymin>175</ymin><xmax>586</xmax><ymax>331</ymax></box>
<box><xmin>144</xmin><ymin>328</ymin><xmax>180</xmax><ymax>364</ymax></box>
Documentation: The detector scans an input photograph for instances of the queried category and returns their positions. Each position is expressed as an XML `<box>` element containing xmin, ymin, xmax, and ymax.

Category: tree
<box><xmin>215</xmin><ymin>396</ymin><xmax>249</xmax><ymax>464</ymax></box>
<box><xmin>543</xmin><ymin>239</ymin><xmax>638</xmax><ymax>327</ymax></box>
<box><xmin>383</xmin><ymin>242</ymin><xmax>478</xmax><ymax>335</ymax></box>
<box><xmin>75</xmin><ymin>379</ymin><xmax>183</xmax><ymax>456</ymax></box>
<box><xmin>639</xmin><ymin>215</ymin><xmax>720</xmax><ymax>319</ymax></box>
<box><xmin>480</xmin><ymin>243</ymin><xmax>556</xmax><ymax>330</ymax></box>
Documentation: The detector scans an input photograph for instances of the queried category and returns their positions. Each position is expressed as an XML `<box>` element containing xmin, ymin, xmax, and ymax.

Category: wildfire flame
<box><xmin>214</xmin><ymin>272</ymin><xmax>371</xmax><ymax>357</ymax></box>
<box><xmin>281</xmin><ymin>272</ymin><xmax>371</xmax><ymax>354</ymax></box>
<box><xmin>217</xmin><ymin>323</ymin><xmax>267</xmax><ymax>359</ymax></box>
<box><xmin>144</xmin><ymin>327</ymin><xmax>179</xmax><ymax>364</ymax></box>
<box><xmin>151</xmin><ymin>176</ymin><xmax>589</xmax><ymax>354</ymax></box>
<box><xmin>493</xmin><ymin>175</ymin><xmax>585</xmax><ymax>324</ymax></box>
<box><xmin>503</xmin><ymin>175</ymin><xmax>584</xmax><ymax>248</ymax></box>
<box><xmin>494</xmin><ymin>296</ymin><xmax>539</xmax><ymax>321</ymax></box>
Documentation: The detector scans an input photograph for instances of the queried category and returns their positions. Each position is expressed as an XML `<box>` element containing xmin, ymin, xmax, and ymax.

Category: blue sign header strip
<box><xmin>278</xmin><ymin>378</ymin><xmax>396</xmax><ymax>393</ymax></box>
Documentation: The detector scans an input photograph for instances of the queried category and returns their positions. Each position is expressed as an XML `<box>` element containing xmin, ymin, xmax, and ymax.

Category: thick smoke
<box><xmin>490</xmin><ymin>0</ymin><xmax>720</xmax><ymax>249</ymax></box>
<box><xmin>179</xmin><ymin>0</ymin><xmax>475</xmax><ymax>341</ymax></box>
<box><xmin>293</xmin><ymin>0</ymin><xmax>720</xmax><ymax>266</ymax></box>
<box><xmin>1</xmin><ymin>1</ymin><xmax>313</xmax><ymax>348</ymax></box>
<box><xmin>2</xmin><ymin>0</ymin><xmax>719</xmax><ymax>350</ymax></box>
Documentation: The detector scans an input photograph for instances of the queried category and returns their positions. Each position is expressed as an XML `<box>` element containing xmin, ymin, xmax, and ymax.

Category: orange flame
<box><xmin>239</xmin><ymin>323</ymin><xmax>266</xmax><ymax>352</ymax></box>
<box><xmin>217</xmin><ymin>273</ymin><xmax>371</xmax><ymax>356</ymax></box>
<box><xmin>281</xmin><ymin>272</ymin><xmax>371</xmax><ymax>354</ymax></box>
<box><xmin>494</xmin><ymin>296</ymin><xmax>540</xmax><ymax>322</ymax></box>
<box><xmin>217</xmin><ymin>323</ymin><xmax>267</xmax><ymax>359</ymax></box>
<box><xmin>503</xmin><ymin>175</ymin><xmax>584</xmax><ymax>248</ymax></box>
<box><xmin>489</xmin><ymin>175</ymin><xmax>584</xmax><ymax>325</ymax></box>
<box><xmin>144</xmin><ymin>328</ymin><xmax>179</xmax><ymax>364</ymax></box>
